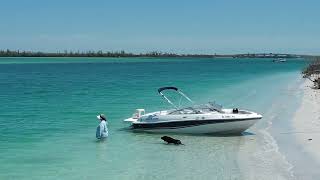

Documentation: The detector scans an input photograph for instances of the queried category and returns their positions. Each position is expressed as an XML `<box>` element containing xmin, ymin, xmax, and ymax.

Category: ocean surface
<box><xmin>0</xmin><ymin>57</ymin><xmax>307</xmax><ymax>180</ymax></box>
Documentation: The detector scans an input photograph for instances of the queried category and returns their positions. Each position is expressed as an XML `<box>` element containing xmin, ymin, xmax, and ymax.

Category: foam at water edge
<box><xmin>262</xmin><ymin>121</ymin><xmax>294</xmax><ymax>178</ymax></box>
<box><xmin>238</xmin><ymin>113</ymin><xmax>296</xmax><ymax>180</ymax></box>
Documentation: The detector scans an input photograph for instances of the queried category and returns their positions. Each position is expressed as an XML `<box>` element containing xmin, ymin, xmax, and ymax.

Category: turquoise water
<box><xmin>0</xmin><ymin>57</ymin><xmax>307</xmax><ymax>180</ymax></box>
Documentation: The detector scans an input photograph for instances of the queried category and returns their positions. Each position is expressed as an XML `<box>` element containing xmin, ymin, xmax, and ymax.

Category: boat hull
<box><xmin>131</xmin><ymin>118</ymin><xmax>260</xmax><ymax>134</ymax></box>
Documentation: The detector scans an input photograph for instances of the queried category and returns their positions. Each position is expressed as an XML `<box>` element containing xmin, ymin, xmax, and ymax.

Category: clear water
<box><xmin>0</xmin><ymin>57</ymin><xmax>307</xmax><ymax>180</ymax></box>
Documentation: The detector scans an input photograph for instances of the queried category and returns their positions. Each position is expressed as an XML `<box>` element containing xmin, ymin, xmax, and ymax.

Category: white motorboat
<box><xmin>124</xmin><ymin>87</ymin><xmax>262</xmax><ymax>134</ymax></box>
<box><xmin>273</xmin><ymin>58</ymin><xmax>287</xmax><ymax>62</ymax></box>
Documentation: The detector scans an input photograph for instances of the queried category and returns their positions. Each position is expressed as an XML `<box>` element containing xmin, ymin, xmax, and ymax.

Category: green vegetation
<box><xmin>303</xmin><ymin>57</ymin><xmax>320</xmax><ymax>89</ymax></box>
<box><xmin>0</xmin><ymin>49</ymin><xmax>302</xmax><ymax>58</ymax></box>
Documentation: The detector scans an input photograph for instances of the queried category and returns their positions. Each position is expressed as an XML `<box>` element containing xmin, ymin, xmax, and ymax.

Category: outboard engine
<box><xmin>124</xmin><ymin>109</ymin><xmax>145</xmax><ymax>122</ymax></box>
<box><xmin>133</xmin><ymin>109</ymin><xmax>145</xmax><ymax>118</ymax></box>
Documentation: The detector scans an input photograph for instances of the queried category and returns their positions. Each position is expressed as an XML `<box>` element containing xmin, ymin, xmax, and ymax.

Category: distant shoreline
<box><xmin>0</xmin><ymin>56</ymin><xmax>304</xmax><ymax>59</ymax></box>
<box><xmin>0</xmin><ymin>49</ymin><xmax>305</xmax><ymax>58</ymax></box>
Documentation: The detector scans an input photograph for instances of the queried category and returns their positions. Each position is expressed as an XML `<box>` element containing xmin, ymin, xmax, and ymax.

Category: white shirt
<box><xmin>96</xmin><ymin>120</ymin><xmax>108</xmax><ymax>139</ymax></box>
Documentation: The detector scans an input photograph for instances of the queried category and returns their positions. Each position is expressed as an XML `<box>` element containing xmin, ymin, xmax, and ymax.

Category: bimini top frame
<box><xmin>157</xmin><ymin>86</ymin><xmax>193</xmax><ymax>109</ymax></box>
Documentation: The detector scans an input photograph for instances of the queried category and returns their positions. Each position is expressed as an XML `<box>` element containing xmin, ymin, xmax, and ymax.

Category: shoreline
<box><xmin>274</xmin><ymin>79</ymin><xmax>320</xmax><ymax>179</ymax></box>
<box><xmin>236</xmin><ymin>74</ymin><xmax>319</xmax><ymax>180</ymax></box>
<box><xmin>293</xmin><ymin>80</ymin><xmax>320</xmax><ymax>162</ymax></box>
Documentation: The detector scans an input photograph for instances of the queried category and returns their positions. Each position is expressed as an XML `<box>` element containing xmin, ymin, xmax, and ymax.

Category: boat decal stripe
<box><xmin>131</xmin><ymin>118</ymin><xmax>260</xmax><ymax>129</ymax></box>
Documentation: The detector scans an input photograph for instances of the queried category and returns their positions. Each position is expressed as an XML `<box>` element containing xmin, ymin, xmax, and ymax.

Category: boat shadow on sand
<box><xmin>117</xmin><ymin>127</ymin><xmax>256</xmax><ymax>147</ymax></box>
<box><xmin>119</xmin><ymin>127</ymin><xmax>255</xmax><ymax>137</ymax></box>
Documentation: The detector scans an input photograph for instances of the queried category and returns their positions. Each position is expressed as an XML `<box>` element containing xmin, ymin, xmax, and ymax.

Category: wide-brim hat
<box><xmin>97</xmin><ymin>114</ymin><xmax>107</xmax><ymax>120</ymax></box>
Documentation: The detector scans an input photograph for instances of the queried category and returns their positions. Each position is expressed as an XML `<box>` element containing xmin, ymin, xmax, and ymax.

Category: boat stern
<box><xmin>124</xmin><ymin>109</ymin><xmax>145</xmax><ymax>123</ymax></box>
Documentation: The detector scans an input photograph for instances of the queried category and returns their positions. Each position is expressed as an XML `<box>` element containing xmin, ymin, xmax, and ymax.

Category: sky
<box><xmin>0</xmin><ymin>0</ymin><xmax>319</xmax><ymax>55</ymax></box>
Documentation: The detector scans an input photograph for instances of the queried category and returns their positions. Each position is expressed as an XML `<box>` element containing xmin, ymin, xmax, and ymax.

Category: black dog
<box><xmin>161</xmin><ymin>136</ymin><xmax>183</xmax><ymax>145</ymax></box>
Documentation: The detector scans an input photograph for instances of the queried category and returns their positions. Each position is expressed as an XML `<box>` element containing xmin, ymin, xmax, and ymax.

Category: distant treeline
<box><xmin>0</xmin><ymin>49</ymin><xmax>302</xmax><ymax>58</ymax></box>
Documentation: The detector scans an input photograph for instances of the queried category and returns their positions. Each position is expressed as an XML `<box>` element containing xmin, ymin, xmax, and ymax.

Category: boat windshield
<box><xmin>168</xmin><ymin>102</ymin><xmax>223</xmax><ymax>115</ymax></box>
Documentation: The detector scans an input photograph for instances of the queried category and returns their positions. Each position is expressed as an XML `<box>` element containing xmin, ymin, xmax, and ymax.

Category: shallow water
<box><xmin>0</xmin><ymin>57</ymin><xmax>307</xmax><ymax>179</ymax></box>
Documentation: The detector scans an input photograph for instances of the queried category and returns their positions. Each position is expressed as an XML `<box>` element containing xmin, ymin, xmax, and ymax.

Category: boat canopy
<box><xmin>158</xmin><ymin>87</ymin><xmax>178</xmax><ymax>94</ymax></box>
<box><xmin>157</xmin><ymin>86</ymin><xmax>193</xmax><ymax>109</ymax></box>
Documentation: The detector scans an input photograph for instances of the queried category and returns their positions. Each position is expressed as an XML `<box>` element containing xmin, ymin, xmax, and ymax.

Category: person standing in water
<box><xmin>96</xmin><ymin>114</ymin><xmax>108</xmax><ymax>139</ymax></box>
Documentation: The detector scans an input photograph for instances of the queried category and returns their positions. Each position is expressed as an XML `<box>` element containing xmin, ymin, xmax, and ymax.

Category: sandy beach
<box><xmin>293</xmin><ymin>80</ymin><xmax>320</xmax><ymax>162</ymax></box>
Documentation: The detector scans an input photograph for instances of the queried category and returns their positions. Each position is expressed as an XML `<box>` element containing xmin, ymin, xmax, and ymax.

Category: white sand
<box><xmin>293</xmin><ymin>80</ymin><xmax>320</xmax><ymax>162</ymax></box>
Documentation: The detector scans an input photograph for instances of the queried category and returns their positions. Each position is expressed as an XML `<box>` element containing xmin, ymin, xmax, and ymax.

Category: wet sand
<box><xmin>293</xmin><ymin>80</ymin><xmax>320</xmax><ymax>164</ymax></box>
